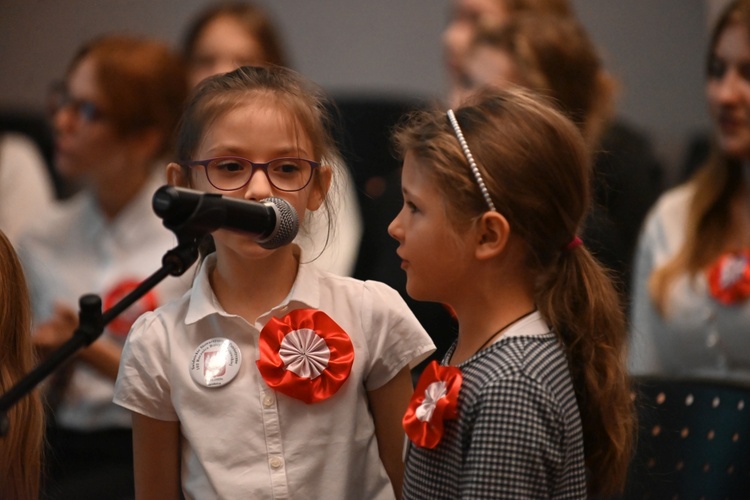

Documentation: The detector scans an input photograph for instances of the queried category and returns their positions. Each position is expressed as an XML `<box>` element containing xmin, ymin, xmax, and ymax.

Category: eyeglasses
<box><xmin>47</xmin><ymin>82</ymin><xmax>107</xmax><ymax>123</ymax></box>
<box><xmin>183</xmin><ymin>156</ymin><xmax>320</xmax><ymax>192</ymax></box>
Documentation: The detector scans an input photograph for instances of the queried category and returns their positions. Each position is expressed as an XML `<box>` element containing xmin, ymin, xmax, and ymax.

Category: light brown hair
<box><xmin>0</xmin><ymin>230</ymin><xmax>44</xmax><ymax>500</ymax></box>
<box><xmin>499</xmin><ymin>0</ymin><xmax>572</xmax><ymax>17</ymax></box>
<box><xmin>68</xmin><ymin>35</ymin><xmax>188</xmax><ymax>158</ymax></box>
<box><xmin>173</xmin><ymin>65</ymin><xmax>342</xmax><ymax>257</ymax></box>
<box><xmin>472</xmin><ymin>14</ymin><xmax>616</xmax><ymax>151</ymax></box>
<box><xmin>394</xmin><ymin>87</ymin><xmax>634</xmax><ymax>495</ymax></box>
<box><xmin>650</xmin><ymin>0</ymin><xmax>750</xmax><ymax>314</ymax></box>
<box><xmin>183</xmin><ymin>1</ymin><xmax>288</xmax><ymax>68</ymax></box>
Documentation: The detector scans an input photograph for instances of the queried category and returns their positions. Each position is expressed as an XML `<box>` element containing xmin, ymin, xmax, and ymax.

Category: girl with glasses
<box><xmin>389</xmin><ymin>88</ymin><xmax>634</xmax><ymax>498</ymax></box>
<box><xmin>113</xmin><ymin>65</ymin><xmax>434</xmax><ymax>499</ymax></box>
<box><xmin>181</xmin><ymin>2</ymin><xmax>364</xmax><ymax>278</ymax></box>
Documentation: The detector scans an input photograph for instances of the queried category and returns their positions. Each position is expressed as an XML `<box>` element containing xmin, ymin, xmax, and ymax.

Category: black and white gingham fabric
<box><xmin>403</xmin><ymin>333</ymin><xmax>587</xmax><ymax>499</ymax></box>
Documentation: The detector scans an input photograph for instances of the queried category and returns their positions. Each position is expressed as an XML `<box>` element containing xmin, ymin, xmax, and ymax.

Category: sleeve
<box><xmin>113</xmin><ymin>311</ymin><xmax>179</xmax><ymax>421</ymax></box>
<box><xmin>628</xmin><ymin>207</ymin><xmax>668</xmax><ymax>376</ymax></box>
<box><xmin>361</xmin><ymin>280</ymin><xmax>436</xmax><ymax>391</ymax></box>
<box><xmin>0</xmin><ymin>134</ymin><xmax>56</xmax><ymax>244</ymax></box>
<box><xmin>460</xmin><ymin>375</ymin><xmax>570</xmax><ymax>499</ymax></box>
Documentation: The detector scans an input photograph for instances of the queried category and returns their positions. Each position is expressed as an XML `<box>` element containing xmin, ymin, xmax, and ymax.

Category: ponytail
<box><xmin>537</xmin><ymin>245</ymin><xmax>634</xmax><ymax>496</ymax></box>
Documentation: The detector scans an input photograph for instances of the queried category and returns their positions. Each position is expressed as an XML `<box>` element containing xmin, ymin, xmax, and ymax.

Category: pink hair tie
<box><xmin>565</xmin><ymin>236</ymin><xmax>583</xmax><ymax>251</ymax></box>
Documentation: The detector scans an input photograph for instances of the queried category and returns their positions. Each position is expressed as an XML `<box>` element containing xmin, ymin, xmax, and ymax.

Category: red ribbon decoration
<box><xmin>403</xmin><ymin>360</ymin><xmax>462</xmax><ymax>449</ymax></box>
<box><xmin>103</xmin><ymin>279</ymin><xmax>159</xmax><ymax>337</ymax></box>
<box><xmin>706</xmin><ymin>250</ymin><xmax>750</xmax><ymax>305</ymax></box>
<box><xmin>257</xmin><ymin>308</ymin><xmax>354</xmax><ymax>404</ymax></box>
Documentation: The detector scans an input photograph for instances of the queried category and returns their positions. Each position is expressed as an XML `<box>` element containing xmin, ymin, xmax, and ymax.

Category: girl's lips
<box><xmin>396</xmin><ymin>251</ymin><xmax>408</xmax><ymax>269</ymax></box>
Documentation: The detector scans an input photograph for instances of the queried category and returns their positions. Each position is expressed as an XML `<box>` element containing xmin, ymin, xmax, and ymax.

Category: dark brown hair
<box><xmin>68</xmin><ymin>35</ymin><xmax>188</xmax><ymax>158</ymax></box>
<box><xmin>0</xmin><ymin>230</ymin><xmax>44</xmax><ymax>500</ymax></box>
<box><xmin>394</xmin><ymin>87</ymin><xmax>634</xmax><ymax>495</ymax></box>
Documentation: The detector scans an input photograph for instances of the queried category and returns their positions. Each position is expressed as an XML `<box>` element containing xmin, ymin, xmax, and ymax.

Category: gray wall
<box><xmin>0</xmin><ymin>0</ymin><xmax>713</xmax><ymax>182</ymax></box>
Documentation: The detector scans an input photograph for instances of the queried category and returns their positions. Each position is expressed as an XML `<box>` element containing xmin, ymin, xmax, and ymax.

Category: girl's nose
<box><xmin>387</xmin><ymin>211</ymin><xmax>403</xmax><ymax>241</ymax></box>
<box><xmin>243</xmin><ymin>167</ymin><xmax>273</xmax><ymax>201</ymax></box>
<box><xmin>716</xmin><ymin>70</ymin><xmax>742</xmax><ymax>104</ymax></box>
<box><xmin>53</xmin><ymin>105</ymin><xmax>76</xmax><ymax>136</ymax></box>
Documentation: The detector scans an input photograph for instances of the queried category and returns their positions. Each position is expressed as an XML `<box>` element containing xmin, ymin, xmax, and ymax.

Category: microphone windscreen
<box><xmin>257</xmin><ymin>197</ymin><xmax>299</xmax><ymax>249</ymax></box>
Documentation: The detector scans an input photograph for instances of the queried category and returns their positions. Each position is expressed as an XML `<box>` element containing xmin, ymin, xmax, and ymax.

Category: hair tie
<box><xmin>447</xmin><ymin>109</ymin><xmax>496</xmax><ymax>212</ymax></box>
<box><xmin>565</xmin><ymin>236</ymin><xmax>583</xmax><ymax>251</ymax></box>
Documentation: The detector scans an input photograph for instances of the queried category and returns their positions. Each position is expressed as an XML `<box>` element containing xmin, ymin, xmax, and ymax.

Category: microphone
<box><xmin>152</xmin><ymin>185</ymin><xmax>299</xmax><ymax>249</ymax></box>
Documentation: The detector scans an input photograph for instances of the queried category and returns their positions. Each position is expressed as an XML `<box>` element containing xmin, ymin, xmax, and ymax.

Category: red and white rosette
<box><xmin>403</xmin><ymin>360</ymin><xmax>462</xmax><ymax>449</ymax></box>
<box><xmin>707</xmin><ymin>249</ymin><xmax>750</xmax><ymax>305</ymax></box>
<box><xmin>256</xmin><ymin>308</ymin><xmax>354</xmax><ymax>404</ymax></box>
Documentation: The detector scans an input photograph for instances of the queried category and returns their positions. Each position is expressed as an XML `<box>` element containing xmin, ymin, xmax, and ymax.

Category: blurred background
<box><xmin>0</xmin><ymin>0</ymin><xmax>728</xmax><ymax>184</ymax></box>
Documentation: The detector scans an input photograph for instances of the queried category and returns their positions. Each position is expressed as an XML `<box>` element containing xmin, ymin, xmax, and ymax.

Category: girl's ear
<box><xmin>475</xmin><ymin>211</ymin><xmax>510</xmax><ymax>260</ymax></box>
<box><xmin>166</xmin><ymin>162</ymin><xmax>186</xmax><ymax>186</ymax></box>
<box><xmin>306</xmin><ymin>164</ymin><xmax>332</xmax><ymax>211</ymax></box>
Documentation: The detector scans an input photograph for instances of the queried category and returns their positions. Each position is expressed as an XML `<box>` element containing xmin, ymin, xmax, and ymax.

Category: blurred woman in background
<box><xmin>629</xmin><ymin>0</ymin><xmax>750</xmax><ymax>384</ymax></box>
<box><xmin>16</xmin><ymin>34</ymin><xmax>191</xmax><ymax>500</ymax></box>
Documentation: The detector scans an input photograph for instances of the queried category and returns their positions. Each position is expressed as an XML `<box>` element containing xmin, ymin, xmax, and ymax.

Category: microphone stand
<box><xmin>0</xmin><ymin>197</ymin><xmax>220</xmax><ymax>436</ymax></box>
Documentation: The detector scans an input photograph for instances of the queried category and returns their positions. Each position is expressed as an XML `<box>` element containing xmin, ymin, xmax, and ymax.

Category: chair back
<box><xmin>623</xmin><ymin>376</ymin><xmax>750</xmax><ymax>499</ymax></box>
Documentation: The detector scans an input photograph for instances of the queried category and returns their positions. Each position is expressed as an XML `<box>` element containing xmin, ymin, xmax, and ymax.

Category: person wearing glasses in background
<box><xmin>15</xmin><ymin>34</ymin><xmax>192</xmax><ymax>500</ymax></box>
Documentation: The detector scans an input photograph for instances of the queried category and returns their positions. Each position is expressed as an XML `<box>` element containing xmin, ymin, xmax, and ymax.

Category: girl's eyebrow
<box><xmin>205</xmin><ymin>145</ymin><xmax>312</xmax><ymax>158</ymax></box>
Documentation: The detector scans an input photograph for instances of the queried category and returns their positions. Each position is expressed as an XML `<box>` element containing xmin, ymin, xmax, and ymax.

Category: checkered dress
<box><xmin>403</xmin><ymin>333</ymin><xmax>587</xmax><ymax>499</ymax></box>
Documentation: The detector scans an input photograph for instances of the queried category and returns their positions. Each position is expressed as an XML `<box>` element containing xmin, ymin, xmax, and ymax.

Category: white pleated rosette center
<box><xmin>720</xmin><ymin>253</ymin><xmax>747</xmax><ymax>288</ymax></box>
<box><xmin>416</xmin><ymin>381</ymin><xmax>448</xmax><ymax>422</ymax></box>
<box><xmin>279</xmin><ymin>328</ymin><xmax>331</xmax><ymax>379</ymax></box>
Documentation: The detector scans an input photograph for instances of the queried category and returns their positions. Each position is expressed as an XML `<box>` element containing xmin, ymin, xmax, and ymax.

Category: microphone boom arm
<box><xmin>0</xmin><ymin>236</ymin><xmax>201</xmax><ymax>436</ymax></box>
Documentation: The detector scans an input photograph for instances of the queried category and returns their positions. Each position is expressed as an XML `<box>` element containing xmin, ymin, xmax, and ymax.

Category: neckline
<box><xmin>449</xmin><ymin>308</ymin><xmax>537</xmax><ymax>365</ymax></box>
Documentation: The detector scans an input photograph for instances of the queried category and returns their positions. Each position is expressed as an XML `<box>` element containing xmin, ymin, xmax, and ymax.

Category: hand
<box><xmin>32</xmin><ymin>302</ymin><xmax>79</xmax><ymax>356</ymax></box>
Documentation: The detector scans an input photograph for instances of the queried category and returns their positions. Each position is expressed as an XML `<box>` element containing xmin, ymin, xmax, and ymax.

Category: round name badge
<box><xmin>190</xmin><ymin>338</ymin><xmax>242</xmax><ymax>388</ymax></box>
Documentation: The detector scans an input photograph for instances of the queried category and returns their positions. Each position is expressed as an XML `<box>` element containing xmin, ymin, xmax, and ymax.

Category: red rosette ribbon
<box><xmin>256</xmin><ymin>308</ymin><xmax>354</xmax><ymax>404</ymax></box>
<box><xmin>707</xmin><ymin>250</ymin><xmax>750</xmax><ymax>305</ymax></box>
<box><xmin>403</xmin><ymin>360</ymin><xmax>462</xmax><ymax>449</ymax></box>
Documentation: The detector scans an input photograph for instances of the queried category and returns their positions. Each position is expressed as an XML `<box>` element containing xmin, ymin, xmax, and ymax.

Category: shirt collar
<box><xmin>184</xmin><ymin>246</ymin><xmax>322</xmax><ymax>325</ymax></box>
<box><xmin>499</xmin><ymin>310</ymin><xmax>550</xmax><ymax>340</ymax></box>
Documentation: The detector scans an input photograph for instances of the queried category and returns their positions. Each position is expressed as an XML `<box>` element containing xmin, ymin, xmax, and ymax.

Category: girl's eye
<box><xmin>272</xmin><ymin>161</ymin><xmax>303</xmax><ymax>174</ymax></box>
<box><xmin>215</xmin><ymin>161</ymin><xmax>246</xmax><ymax>173</ymax></box>
<box><xmin>406</xmin><ymin>201</ymin><xmax>419</xmax><ymax>213</ymax></box>
<box><xmin>739</xmin><ymin>63</ymin><xmax>750</xmax><ymax>82</ymax></box>
<box><xmin>708</xmin><ymin>57</ymin><xmax>727</xmax><ymax>80</ymax></box>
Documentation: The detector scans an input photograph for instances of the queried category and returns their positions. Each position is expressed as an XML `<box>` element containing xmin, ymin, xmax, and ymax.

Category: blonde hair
<box><xmin>650</xmin><ymin>0</ymin><xmax>750</xmax><ymax>314</ymax></box>
<box><xmin>0</xmin><ymin>230</ymin><xmax>44</xmax><ymax>500</ymax></box>
<box><xmin>394</xmin><ymin>87</ymin><xmax>634</xmax><ymax>495</ymax></box>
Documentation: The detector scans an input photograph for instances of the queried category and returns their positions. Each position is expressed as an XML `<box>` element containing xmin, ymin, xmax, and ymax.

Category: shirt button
<box><xmin>263</xmin><ymin>395</ymin><xmax>275</xmax><ymax>408</ymax></box>
<box><xmin>270</xmin><ymin>456</ymin><xmax>283</xmax><ymax>469</ymax></box>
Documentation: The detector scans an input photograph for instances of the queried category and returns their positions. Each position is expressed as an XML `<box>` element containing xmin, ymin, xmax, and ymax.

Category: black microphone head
<box><xmin>257</xmin><ymin>197</ymin><xmax>299</xmax><ymax>249</ymax></box>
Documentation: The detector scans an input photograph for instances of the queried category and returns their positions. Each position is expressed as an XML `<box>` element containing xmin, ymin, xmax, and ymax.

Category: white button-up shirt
<box><xmin>114</xmin><ymin>252</ymin><xmax>435</xmax><ymax>499</ymax></box>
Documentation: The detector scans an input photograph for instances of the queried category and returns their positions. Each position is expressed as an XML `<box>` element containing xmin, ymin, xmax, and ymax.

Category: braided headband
<box><xmin>447</xmin><ymin>109</ymin><xmax>496</xmax><ymax>212</ymax></box>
